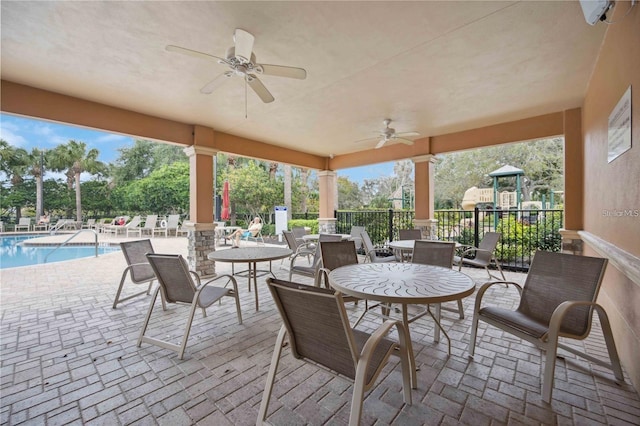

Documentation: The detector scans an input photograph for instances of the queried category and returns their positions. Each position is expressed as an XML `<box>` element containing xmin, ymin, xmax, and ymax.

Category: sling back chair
<box><xmin>114</xmin><ymin>239</ymin><xmax>165</xmax><ymax>310</ymax></box>
<box><xmin>469</xmin><ymin>250</ymin><xmax>624</xmax><ymax>402</ymax></box>
<box><xmin>258</xmin><ymin>278</ymin><xmax>411</xmax><ymax>425</ymax></box>
<box><xmin>361</xmin><ymin>230</ymin><xmax>396</xmax><ymax>263</ymax></box>
<box><xmin>288</xmin><ymin>233</ymin><xmax>342</xmax><ymax>281</ymax></box>
<box><xmin>283</xmin><ymin>229</ymin><xmax>314</xmax><ymax>263</ymax></box>
<box><xmin>398</xmin><ymin>229</ymin><xmax>422</xmax><ymax>240</ymax></box>
<box><xmin>138</xmin><ymin>253</ymin><xmax>242</xmax><ymax>359</ymax></box>
<box><xmin>453</xmin><ymin>231</ymin><xmax>505</xmax><ymax>280</ymax></box>
<box><xmin>412</xmin><ymin>240</ymin><xmax>464</xmax><ymax>319</ymax></box>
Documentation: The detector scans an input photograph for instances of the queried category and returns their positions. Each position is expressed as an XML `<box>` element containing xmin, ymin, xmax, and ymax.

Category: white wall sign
<box><xmin>608</xmin><ymin>85</ymin><xmax>632</xmax><ymax>163</ymax></box>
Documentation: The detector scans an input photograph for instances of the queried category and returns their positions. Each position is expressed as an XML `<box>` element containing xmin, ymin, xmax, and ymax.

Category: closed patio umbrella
<box><xmin>221</xmin><ymin>180</ymin><xmax>230</xmax><ymax>220</ymax></box>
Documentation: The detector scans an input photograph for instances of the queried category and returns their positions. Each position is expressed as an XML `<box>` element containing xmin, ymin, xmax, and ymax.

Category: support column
<box><xmin>559</xmin><ymin>229</ymin><xmax>583</xmax><ymax>255</ymax></box>
<box><xmin>563</xmin><ymin>108</ymin><xmax>583</xmax><ymax>230</ymax></box>
<box><xmin>318</xmin><ymin>170</ymin><xmax>337</xmax><ymax>233</ymax></box>
<box><xmin>561</xmin><ymin>108</ymin><xmax>584</xmax><ymax>256</ymax></box>
<box><xmin>183</xmin><ymin>137</ymin><xmax>218</xmax><ymax>276</ymax></box>
<box><xmin>413</xmin><ymin>154</ymin><xmax>438</xmax><ymax>239</ymax></box>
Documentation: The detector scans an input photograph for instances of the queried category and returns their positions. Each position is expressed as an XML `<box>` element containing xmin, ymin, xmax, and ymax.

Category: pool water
<box><xmin>0</xmin><ymin>235</ymin><xmax>120</xmax><ymax>269</ymax></box>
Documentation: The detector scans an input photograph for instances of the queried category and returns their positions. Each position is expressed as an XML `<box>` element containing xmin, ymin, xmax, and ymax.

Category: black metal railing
<box><xmin>335</xmin><ymin>207</ymin><xmax>564</xmax><ymax>271</ymax></box>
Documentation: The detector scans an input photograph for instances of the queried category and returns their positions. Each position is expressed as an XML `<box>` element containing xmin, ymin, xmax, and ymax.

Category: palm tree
<box><xmin>26</xmin><ymin>148</ymin><xmax>47</xmax><ymax>218</ymax></box>
<box><xmin>49</xmin><ymin>140</ymin><xmax>105</xmax><ymax>222</ymax></box>
<box><xmin>0</xmin><ymin>140</ymin><xmax>30</xmax><ymax>221</ymax></box>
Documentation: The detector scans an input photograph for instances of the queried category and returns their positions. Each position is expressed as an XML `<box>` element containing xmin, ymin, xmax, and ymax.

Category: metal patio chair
<box><xmin>138</xmin><ymin>253</ymin><xmax>242</xmax><ymax>359</ymax></box>
<box><xmin>453</xmin><ymin>231</ymin><xmax>505</xmax><ymax>280</ymax></box>
<box><xmin>469</xmin><ymin>250</ymin><xmax>624</xmax><ymax>402</ymax></box>
<box><xmin>258</xmin><ymin>278</ymin><xmax>411</xmax><ymax>425</ymax></box>
<box><xmin>113</xmin><ymin>239</ymin><xmax>165</xmax><ymax>309</ymax></box>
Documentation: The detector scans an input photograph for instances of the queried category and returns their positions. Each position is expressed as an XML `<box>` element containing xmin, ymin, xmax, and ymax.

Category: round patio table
<box><xmin>208</xmin><ymin>247</ymin><xmax>292</xmax><ymax>311</ymax></box>
<box><xmin>329</xmin><ymin>262</ymin><xmax>475</xmax><ymax>387</ymax></box>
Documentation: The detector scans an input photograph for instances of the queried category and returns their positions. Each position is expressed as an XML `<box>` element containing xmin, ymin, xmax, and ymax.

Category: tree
<box><xmin>49</xmin><ymin>140</ymin><xmax>106</xmax><ymax>221</ymax></box>
<box><xmin>110</xmin><ymin>139</ymin><xmax>187</xmax><ymax>185</ymax></box>
<box><xmin>116</xmin><ymin>162</ymin><xmax>190</xmax><ymax>214</ymax></box>
<box><xmin>226</xmin><ymin>160</ymin><xmax>282</xmax><ymax>220</ymax></box>
<box><xmin>0</xmin><ymin>140</ymin><xmax>30</xmax><ymax>220</ymax></box>
<box><xmin>25</xmin><ymin>148</ymin><xmax>48</xmax><ymax>218</ymax></box>
<box><xmin>337</xmin><ymin>176</ymin><xmax>362</xmax><ymax>209</ymax></box>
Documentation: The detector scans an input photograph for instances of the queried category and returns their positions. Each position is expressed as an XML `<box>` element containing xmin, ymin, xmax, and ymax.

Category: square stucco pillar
<box><xmin>318</xmin><ymin>170</ymin><xmax>337</xmax><ymax>233</ymax></box>
<box><xmin>184</xmin><ymin>143</ymin><xmax>218</xmax><ymax>276</ymax></box>
<box><xmin>560</xmin><ymin>109</ymin><xmax>584</xmax><ymax>256</ymax></box>
<box><xmin>413</xmin><ymin>154</ymin><xmax>438</xmax><ymax>239</ymax></box>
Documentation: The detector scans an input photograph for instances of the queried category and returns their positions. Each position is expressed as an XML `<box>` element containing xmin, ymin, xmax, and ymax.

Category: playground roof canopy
<box><xmin>489</xmin><ymin>165</ymin><xmax>525</xmax><ymax>177</ymax></box>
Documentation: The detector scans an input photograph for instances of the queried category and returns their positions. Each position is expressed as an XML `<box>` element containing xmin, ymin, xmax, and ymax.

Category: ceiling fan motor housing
<box><xmin>225</xmin><ymin>47</ymin><xmax>256</xmax><ymax>65</ymax></box>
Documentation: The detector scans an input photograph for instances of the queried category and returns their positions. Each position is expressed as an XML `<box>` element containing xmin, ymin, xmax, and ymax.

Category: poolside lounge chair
<box><xmin>469</xmin><ymin>250</ymin><xmax>624</xmax><ymax>402</ymax></box>
<box><xmin>113</xmin><ymin>239</ymin><xmax>164</xmax><ymax>309</ymax></box>
<box><xmin>152</xmin><ymin>214</ymin><xmax>180</xmax><ymax>237</ymax></box>
<box><xmin>138</xmin><ymin>253</ymin><xmax>242</xmax><ymax>359</ymax></box>
<box><xmin>15</xmin><ymin>217</ymin><xmax>32</xmax><ymax>232</ymax></box>
<box><xmin>103</xmin><ymin>215</ymin><xmax>135</xmax><ymax>237</ymax></box>
<box><xmin>127</xmin><ymin>214</ymin><xmax>157</xmax><ymax>238</ymax></box>
<box><xmin>82</xmin><ymin>218</ymin><xmax>96</xmax><ymax>229</ymax></box>
<box><xmin>258</xmin><ymin>278</ymin><xmax>411</xmax><ymax>425</ymax></box>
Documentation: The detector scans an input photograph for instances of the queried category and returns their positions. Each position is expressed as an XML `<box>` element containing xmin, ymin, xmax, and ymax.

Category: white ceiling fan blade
<box><xmin>233</xmin><ymin>29</ymin><xmax>255</xmax><ymax>63</ymax></box>
<box><xmin>200</xmin><ymin>73</ymin><xmax>232</xmax><ymax>94</ymax></box>
<box><xmin>258</xmin><ymin>64</ymin><xmax>307</xmax><ymax>79</ymax></box>
<box><xmin>247</xmin><ymin>76</ymin><xmax>275</xmax><ymax>103</ymax></box>
<box><xmin>396</xmin><ymin>131</ymin><xmax>420</xmax><ymax>138</ymax></box>
<box><xmin>375</xmin><ymin>139</ymin><xmax>387</xmax><ymax>149</ymax></box>
<box><xmin>166</xmin><ymin>45</ymin><xmax>226</xmax><ymax>63</ymax></box>
<box><xmin>394</xmin><ymin>137</ymin><xmax>415</xmax><ymax>146</ymax></box>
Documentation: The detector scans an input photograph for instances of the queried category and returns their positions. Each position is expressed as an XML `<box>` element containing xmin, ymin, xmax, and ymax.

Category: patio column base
<box><xmin>414</xmin><ymin>219</ymin><xmax>439</xmax><ymax>240</ymax></box>
<box><xmin>184</xmin><ymin>222</ymin><xmax>216</xmax><ymax>277</ymax></box>
<box><xmin>559</xmin><ymin>229</ymin><xmax>583</xmax><ymax>255</ymax></box>
<box><xmin>318</xmin><ymin>218</ymin><xmax>337</xmax><ymax>234</ymax></box>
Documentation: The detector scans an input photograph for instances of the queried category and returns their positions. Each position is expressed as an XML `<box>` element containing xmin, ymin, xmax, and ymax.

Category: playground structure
<box><xmin>460</xmin><ymin>165</ymin><xmax>562</xmax><ymax>229</ymax></box>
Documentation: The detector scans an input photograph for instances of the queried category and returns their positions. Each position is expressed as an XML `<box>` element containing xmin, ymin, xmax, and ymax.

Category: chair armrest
<box><xmin>356</xmin><ymin>318</ymin><xmax>412</xmax><ymax>404</ymax></box>
<box><xmin>296</xmin><ymin>241</ymin><xmax>316</xmax><ymax>255</ymax></box>
<box><xmin>474</xmin><ymin>280</ymin><xmax>522</xmax><ymax>314</ymax></box>
<box><xmin>189</xmin><ymin>270</ymin><xmax>202</xmax><ymax>286</ymax></box>
<box><xmin>459</xmin><ymin>247</ymin><xmax>492</xmax><ymax>258</ymax></box>
<box><xmin>290</xmin><ymin>250</ymin><xmax>317</xmax><ymax>269</ymax></box>
<box><xmin>202</xmin><ymin>274</ymin><xmax>240</xmax><ymax>293</ymax></box>
<box><xmin>315</xmin><ymin>267</ymin><xmax>330</xmax><ymax>288</ymax></box>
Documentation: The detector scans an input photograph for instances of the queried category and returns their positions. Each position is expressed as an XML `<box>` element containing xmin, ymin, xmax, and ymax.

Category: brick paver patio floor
<box><xmin>1</xmin><ymin>235</ymin><xmax>639</xmax><ymax>425</ymax></box>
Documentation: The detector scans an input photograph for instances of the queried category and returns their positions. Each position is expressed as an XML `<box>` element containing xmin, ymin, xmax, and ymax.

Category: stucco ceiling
<box><xmin>1</xmin><ymin>1</ymin><xmax>605</xmax><ymax>157</ymax></box>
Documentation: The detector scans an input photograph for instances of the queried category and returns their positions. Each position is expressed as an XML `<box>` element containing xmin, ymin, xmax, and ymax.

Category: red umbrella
<box><xmin>221</xmin><ymin>180</ymin><xmax>230</xmax><ymax>220</ymax></box>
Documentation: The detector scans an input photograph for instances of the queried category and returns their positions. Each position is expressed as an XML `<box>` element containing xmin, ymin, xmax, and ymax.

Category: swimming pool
<box><xmin>0</xmin><ymin>235</ymin><xmax>120</xmax><ymax>269</ymax></box>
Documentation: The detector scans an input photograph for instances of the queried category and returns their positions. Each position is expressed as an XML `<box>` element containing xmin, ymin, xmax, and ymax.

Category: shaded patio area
<box><xmin>1</xmin><ymin>238</ymin><xmax>639</xmax><ymax>425</ymax></box>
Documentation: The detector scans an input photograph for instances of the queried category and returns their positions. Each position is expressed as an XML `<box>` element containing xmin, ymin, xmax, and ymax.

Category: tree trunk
<box><xmin>300</xmin><ymin>168</ymin><xmax>309</xmax><ymax>213</ymax></box>
<box><xmin>35</xmin><ymin>173</ymin><xmax>43</xmax><ymax>218</ymax></box>
<box><xmin>75</xmin><ymin>172</ymin><xmax>82</xmax><ymax>222</ymax></box>
<box><xmin>284</xmin><ymin>165</ymin><xmax>292</xmax><ymax>221</ymax></box>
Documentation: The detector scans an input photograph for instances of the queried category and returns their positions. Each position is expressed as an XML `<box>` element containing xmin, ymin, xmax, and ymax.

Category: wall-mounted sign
<box><xmin>608</xmin><ymin>85</ymin><xmax>632</xmax><ymax>163</ymax></box>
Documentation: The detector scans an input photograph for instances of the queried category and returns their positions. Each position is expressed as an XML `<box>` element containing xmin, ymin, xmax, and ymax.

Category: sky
<box><xmin>0</xmin><ymin>113</ymin><xmax>393</xmax><ymax>184</ymax></box>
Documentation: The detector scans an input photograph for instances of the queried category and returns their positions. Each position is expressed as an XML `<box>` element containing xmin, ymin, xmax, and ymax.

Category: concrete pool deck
<box><xmin>1</xmin><ymin>235</ymin><xmax>639</xmax><ymax>425</ymax></box>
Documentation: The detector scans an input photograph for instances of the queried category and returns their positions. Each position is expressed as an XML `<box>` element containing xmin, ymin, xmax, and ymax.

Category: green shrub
<box><xmin>288</xmin><ymin>219</ymin><xmax>318</xmax><ymax>234</ymax></box>
<box><xmin>495</xmin><ymin>217</ymin><xmax>533</xmax><ymax>261</ymax></box>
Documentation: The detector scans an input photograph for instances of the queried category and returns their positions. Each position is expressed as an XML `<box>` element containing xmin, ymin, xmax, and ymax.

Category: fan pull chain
<box><xmin>245</xmin><ymin>77</ymin><xmax>248</xmax><ymax>119</ymax></box>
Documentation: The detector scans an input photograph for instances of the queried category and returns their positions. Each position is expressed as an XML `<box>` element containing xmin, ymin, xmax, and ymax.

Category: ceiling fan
<box><xmin>358</xmin><ymin>119</ymin><xmax>420</xmax><ymax>149</ymax></box>
<box><xmin>166</xmin><ymin>28</ymin><xmax>307</xmax><ymax>104</ymax></box>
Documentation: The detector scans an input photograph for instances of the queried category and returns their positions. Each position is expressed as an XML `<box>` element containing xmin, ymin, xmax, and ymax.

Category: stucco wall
<box><xmin>582</xmin><ymin>2</ymin><xmax>639</xmax><ymax>390</ymax></box>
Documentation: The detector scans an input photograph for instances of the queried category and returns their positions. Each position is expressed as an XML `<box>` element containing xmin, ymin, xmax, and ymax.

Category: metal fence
<box><xmin>335</xmin><ymin>208</ymin><xmax>564</xmax><ymax>271</ymax></box>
